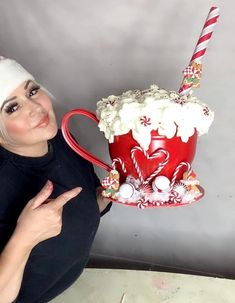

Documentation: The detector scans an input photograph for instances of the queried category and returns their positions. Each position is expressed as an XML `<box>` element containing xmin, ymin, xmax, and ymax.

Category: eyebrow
<box><xmin>24</xmin><ymin>80</ymin><xmax>33</xmax><ymax>89</ymax></box>
<box><xmin>1</xmin><ymin>80</ymin><xmax>34</xmax><ymax>112</ymax></box>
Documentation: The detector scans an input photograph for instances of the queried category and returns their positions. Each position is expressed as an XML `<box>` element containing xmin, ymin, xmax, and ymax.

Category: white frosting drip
<box><xmin>96</xmin><ymin>85</ymin><xmax>214</xmax><ymax>150</ymax></box>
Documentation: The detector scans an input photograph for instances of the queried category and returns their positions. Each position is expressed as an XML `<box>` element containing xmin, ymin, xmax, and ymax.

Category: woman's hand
<box><xmin>96</xmin><ymin>186</ymin><xmax>111</xmax><ymax>212</ymax></box>
<box><xmin>0</xmin><ymin>181</ymin><xmax>82</xmax><ymax>303</ymax></box>
<box><xmin>15</xmin><ymin>180</ymin><xmax>82</xmax><ymax>249</ymax></box>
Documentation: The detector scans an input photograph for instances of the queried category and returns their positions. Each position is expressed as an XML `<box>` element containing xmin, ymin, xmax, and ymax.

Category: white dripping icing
<box><xmin>96</xmin><ymin>84</ymin><xmax>214</xmax><ymax>150</ymax></box>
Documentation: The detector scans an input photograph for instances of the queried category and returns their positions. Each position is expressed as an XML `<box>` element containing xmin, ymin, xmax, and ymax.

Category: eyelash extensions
<box><xmin>27</xmin><ymin>85</ymin><xmax>40</xmax><ymax>98</ymax></box>
<box><xmin>5</xmin><ymin>101</ymin><xmax>19</xmax><ymax>114</ymax></box>
<box><xmin>4</xmin><ymin>85</ymin><xmax>41</xmax><ymax>114</ymax></box>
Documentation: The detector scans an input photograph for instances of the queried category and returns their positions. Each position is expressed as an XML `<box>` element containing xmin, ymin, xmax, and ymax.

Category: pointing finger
<box><xmin>31</xmin><ymin>181</ymin><xmax>53</xmax><ymax>209</ymax></box>
<box><xmin>51</xmin><ymin>187</ymin><xmax>82</xmax><ymax>210</ymax></box>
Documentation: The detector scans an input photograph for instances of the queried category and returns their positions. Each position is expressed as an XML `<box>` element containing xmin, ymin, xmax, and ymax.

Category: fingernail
<box><xmin>75</xmin><ymin>187</ymin><xmax>82</xmax><ymax>193</ymax></box>
<box><xmin>74</xmin><ymin>187</ymin><xmax>82</xmax><ymax>195</ymax></box>
<box><xmin>66</xmin><ymin>187</ymin><xmax>82</xmax><ymax>199</ymax></box>
<box><xmin>46</xmin><ymin>180</ymin><xmax>53</xmax><ymax>188</ymax></box>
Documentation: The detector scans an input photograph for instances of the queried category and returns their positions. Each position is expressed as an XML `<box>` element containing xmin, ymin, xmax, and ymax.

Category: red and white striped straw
<box><xmin>179</xmin><ymin>6</ymin><xmax>220</xmax><ymax>96</ymax></box>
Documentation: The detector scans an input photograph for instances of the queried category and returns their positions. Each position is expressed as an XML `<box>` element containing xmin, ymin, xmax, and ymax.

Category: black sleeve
<box><xmin>100</xmin><ymin>201</ymin><xmax>112</xmax><ymax>216</ymax></box>
<box><xmin>92</xmin><ymin>168</ymin><xmax>102</xmax><ymax>188</ymax></box>
<box><xmin>0</xmin><ymin>180</ymin><xmax>21</xmax><ymax>253</ymax></box>
<box><xmin>0</xmin><ymin>222</ymin><xmax>16</xmax><ymax>253</ymax></box>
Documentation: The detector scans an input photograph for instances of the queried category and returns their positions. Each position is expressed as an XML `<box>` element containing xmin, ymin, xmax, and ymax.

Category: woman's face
<box><xmin>0</xmin><ymin>80</ymin><xmax>58</xmax><ymax>151</ymax></box>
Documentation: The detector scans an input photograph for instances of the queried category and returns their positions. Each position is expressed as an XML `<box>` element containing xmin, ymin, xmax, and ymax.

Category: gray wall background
<box><xmin>0</xmin><ymin>0</ymin><xmax>234</xmax><ymax>278</ymax></box>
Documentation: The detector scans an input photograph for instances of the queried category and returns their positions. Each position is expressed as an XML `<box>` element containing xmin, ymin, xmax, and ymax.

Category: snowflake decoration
<box><xmin>106</xmin><ymin>99</ymin><xmax>117</xmax><ymax>106</ymax></box>
<box><xmin>134</xmin><ymin>90</ymin><xmax>142</xmax><ymax>98</ymax></box>
<box><xmin>104</xmin><ymin>97</ymin><xmax>119</xmax><ymax>106</ymax></box>
<box><xmin>140</xmin><ymin>116</ymin><xmax>151</xmax><ymax>126</ymax></box>
<box><xmin>174</xmin><ymin>97</ymin><xmax>187</xmax><ymax>106</ymax></box>
<box><xmin>203</xmin><ymin>106</ymin><xmax>210</xmax><ymax>116</ymax></box>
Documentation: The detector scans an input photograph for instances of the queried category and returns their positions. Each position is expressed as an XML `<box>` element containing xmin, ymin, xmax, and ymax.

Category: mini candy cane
<box><xmin>112</xmin><ymin>157</ymin><xmax>127</xmax><ymax>174</ymax></box>
<box><xmin>179</xmin><ymin>6</ymin><xmax>220</xmax><ymax>95</ymax></box>
<box><xmin>131</xmin><ymin>146</ymin><xmax>147</xmax><ymax>183</ymax></box>
<box><xmin>170</xmin><ymin>162</ymin><xmax>192</xmax><ymax>190</ymax></box>
<box><xmin>131</xmin><ymin>146</ymin><xmax>169</xmax><ymax>184</ymax></box>
<box><xmin>143</xmin><ymin>149</ymin><xmax>169</xmax><ymax>185</ymax></box>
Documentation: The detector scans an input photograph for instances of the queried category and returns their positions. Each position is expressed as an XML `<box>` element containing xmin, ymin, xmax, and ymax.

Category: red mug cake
<box><xmin>62</xmin><ymin>85</ymin><xmax>214</xmax><ymax>208</ymax></box>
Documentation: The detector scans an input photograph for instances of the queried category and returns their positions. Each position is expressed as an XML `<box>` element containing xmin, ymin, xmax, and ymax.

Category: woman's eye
<box><xmin>5</xmin><ymin>102</ymin><xmax>19</xmax><ymax>114</ymax></box>
<box><xmin>28</xmin><ymin>85</ymin><xmax>40</xmax><ymax>97</ymax></box>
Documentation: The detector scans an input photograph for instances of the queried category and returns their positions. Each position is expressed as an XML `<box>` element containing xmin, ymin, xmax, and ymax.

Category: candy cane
<box><xmin>131</xmin><ymin>146</ymin><xmax>146</xmax><ymax>183</ymax></box>
<box><xmin>170</xmin><ymin>162</ymin><xmax>192</xmax><ymax>190</ymax></box>
<box><xmin>143</xmin><ymin>149</ymin><xmax>169</xmax><ymax>185</ymax></box>
<box><xmin>112</xmin><ymin>157</ymin><xmax>127</xmax><ymax>174</ymax></box>
<box><xmin>131</xmin><ymin>146</ymin><xmax>170</xmax><ymax>184</ymax></box>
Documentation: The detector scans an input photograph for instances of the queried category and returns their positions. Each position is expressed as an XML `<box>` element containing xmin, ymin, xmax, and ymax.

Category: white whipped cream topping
<box><xmin>96</xmin><ymin>85</ymin><xmax>214</xmax><ymax>150</ymax></box>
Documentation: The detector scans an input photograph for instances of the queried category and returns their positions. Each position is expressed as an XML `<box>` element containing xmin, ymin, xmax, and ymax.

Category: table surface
<box><xmin>51</xmin><ymin>268</ymin><xmax>235</xmax><ymax>303</ymax></box>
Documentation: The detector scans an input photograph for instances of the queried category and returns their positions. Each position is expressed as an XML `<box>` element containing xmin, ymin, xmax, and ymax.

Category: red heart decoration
<box><xmin>109</xmin><ymin>130</ymin><xmax>197</xmax><ymax>182</ymax></box>
<box><xmin>130</xmin><ymin>146</ymin><xmax>169</xmax><ymax>184</ymax></box>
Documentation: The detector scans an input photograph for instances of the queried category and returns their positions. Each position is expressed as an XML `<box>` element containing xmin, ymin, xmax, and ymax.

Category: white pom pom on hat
<box><xmin>0</xmin><ymin>56</ymin><xmax>35</xmax><ymax>107</ymax></box>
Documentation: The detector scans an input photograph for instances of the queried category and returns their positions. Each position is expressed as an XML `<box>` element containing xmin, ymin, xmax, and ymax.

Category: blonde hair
<box><xmin>0</xmin><ymin>115</ymin><xmax>13</xmax><ymax>144</ymax></box>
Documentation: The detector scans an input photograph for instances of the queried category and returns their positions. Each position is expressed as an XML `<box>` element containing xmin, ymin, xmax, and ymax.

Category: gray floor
<box><xmin>51</xmin><ymin>268</ymin><xmax>235</xmax><ymax>303</ymax></box>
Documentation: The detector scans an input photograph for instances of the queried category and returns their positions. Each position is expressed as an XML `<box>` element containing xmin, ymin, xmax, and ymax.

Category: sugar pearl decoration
<box><xmin>152</xmin><ymin>176</ymin><xmax>170</xmax><ymax>192</ymax></box>
<box><xmin>118</xmin><ymin>183</ymin><xmax>136</xmax><ymax>199</ymax></box>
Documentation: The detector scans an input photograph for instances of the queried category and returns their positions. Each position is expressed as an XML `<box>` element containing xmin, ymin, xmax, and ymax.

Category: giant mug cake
<box><xmin>96</xmin><ymin>85</ymin><xmax>214</xmax><ymax>208</ymax></box>
<box><xmin>61</xmin><ymin>7</ymin><xmax>219</xmax><ymax>208</ymax></box>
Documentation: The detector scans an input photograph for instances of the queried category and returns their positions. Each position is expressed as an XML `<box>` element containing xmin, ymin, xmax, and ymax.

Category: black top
<box><xmin>0</xmin><ymin>130</ymin><xmax>110</xmax><ymax>303</ymax></box>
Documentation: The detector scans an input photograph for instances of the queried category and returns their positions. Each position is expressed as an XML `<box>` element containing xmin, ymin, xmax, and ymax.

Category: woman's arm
<box><xmin>0</xmin><ymin>230</ymin><xmax>34</xmax><ymax>303</ymax></box>
<box><xmin>0</xmin><ymin>181</ymin><xmax>81</xmax><ymax>303</ymax></box>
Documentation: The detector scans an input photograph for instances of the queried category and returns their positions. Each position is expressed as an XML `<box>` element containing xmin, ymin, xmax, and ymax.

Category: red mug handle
<box><xmin>61</xmin><ymin>109</ymin><xmax>112</xmax><ymax>172</ymax></box>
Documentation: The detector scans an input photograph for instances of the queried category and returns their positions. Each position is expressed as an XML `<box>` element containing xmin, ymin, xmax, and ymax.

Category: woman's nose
<box><xmin>28</xmin><ymin>101</ymin><xmax>44</xmax><ymax>117</ymax></box>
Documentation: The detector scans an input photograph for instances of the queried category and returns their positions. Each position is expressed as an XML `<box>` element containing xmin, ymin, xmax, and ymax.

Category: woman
<box><xmin>0</xmin><ymin>57</ymin><xmax>111</xmax><ymax>303</ymax></box>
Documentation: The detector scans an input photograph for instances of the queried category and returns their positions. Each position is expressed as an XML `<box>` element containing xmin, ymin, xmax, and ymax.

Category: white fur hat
<box><xmin>0</xmin><ymin>56</ymin><xmax>35</xmax><ymax>106</ymax></box>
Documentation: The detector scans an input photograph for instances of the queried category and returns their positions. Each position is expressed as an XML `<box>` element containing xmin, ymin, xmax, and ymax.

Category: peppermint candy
<box><xmin>137</xmin><ymin>198</ymin><xmax>149</xmax><ymax>209</ymax></box>
<box><xmin>169</xmin><ymin>190</ymin><xmax>182</xmax><ymax>204</ymax></box>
